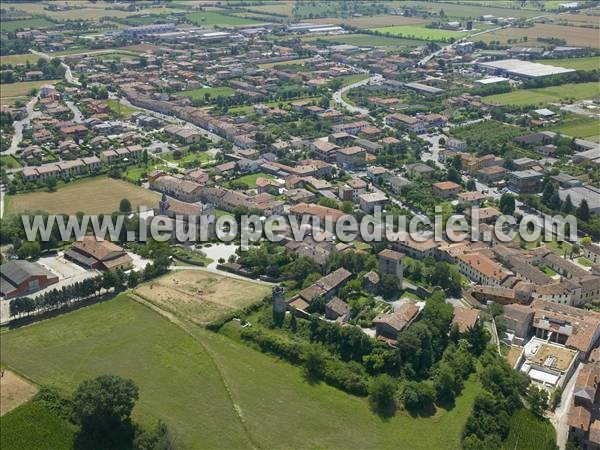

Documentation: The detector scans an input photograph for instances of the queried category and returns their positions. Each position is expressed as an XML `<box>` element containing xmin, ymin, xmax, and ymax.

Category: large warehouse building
<box><xmin>478</xmin><ymin>59</ymin><xmax>576</xmax><ymax>79</ymax></box>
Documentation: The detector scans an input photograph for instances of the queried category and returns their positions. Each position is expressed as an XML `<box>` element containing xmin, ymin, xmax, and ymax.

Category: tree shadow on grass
<box><xmin>369</xmin><ymin>400</ymin><xmax>397</xmax><ymax>421</ymax></box>
<box><xmin>435</xmin><ymin>396</ymin><xmax>456</xmax><ymax>412</ymax></box>
<box><xmin>405</xmin><ymin>402</ymin><xmax>437</xmax><ymax>418</ymax></box>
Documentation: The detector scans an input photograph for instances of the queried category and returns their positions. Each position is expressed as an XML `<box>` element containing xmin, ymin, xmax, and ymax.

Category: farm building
<box><xmin>0</xmin><ymin>260</ymin><xmax>59</xmax><ymax>299</ymax></box>
<box><xmin>65</xmin><ymin>236</ymin><xmax>133</xmax><ymax>271</ymax></box>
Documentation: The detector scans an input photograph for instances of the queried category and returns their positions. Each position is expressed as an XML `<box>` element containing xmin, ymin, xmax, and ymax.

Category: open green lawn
<box><xmin>339</xmin><ymin>73</ymin><xmax>371</xmax><ymax>87</ymax></box>
<box><xmin>0</xmin><ymin>79</ymin><xmax>61</xmax><ymax>99</ymax></box>
<box><xmin>105</xmin><ymin>98</ymin><xmax>139</xmax><ymax>119</ymax></box>
<box><xmin>0</xmin><ymin>53</ymin><xmax>41</xmax><ymax>66</ymax></box>
<box><xmin>0</xmin><ymin>155</ymin><xmax>22</xmax><ymax>169</ymax></box>
<box><xmin>304</xmin><ymin>33</ymin><xmax>425</xmax><ymax>48</ymax></box>
<box><xmin>550</xmin><ymin>114</ymin><xmax>600</xmax><ymax>140</ymax></box>
<box><xmin>176</xmin><ymin>86</ymin><xmax>235</xmax><ymax>101</ymax></box>
<box><xmin>370</xmin><ymin>25</ymin><xmax>468</xmax><ymax>41</ymax></box>
<box><xmin>7</xmin><ymin>176</ymin><xmax>159</xmax><ymax>216</ymax></box>
<box><xmin>185</xmin><ymin>11</ymin><xmax>266</xmax><ymax>27</ymax></box>
<box><xmin>1</xmin><ymin>294</ymin><xmax>481</xmax><ymax>449</ymax></box>
<box><xmin>227</xmin><ymin>171</ymin><xmax>274</xmax><ymax>188</ymax></box>
<box><xmin>484</xmin><ymin>82</ymin><xmax>600</xmax><ymax>106</ymax></box>
<box><xmin>0</xmin><ymin>17</ymin><xmax>55</xmax><ymax>32</ymax></box>
<box><xmin>535</xmin><ymin>56</ymin><xmax>600</xmax><ymax>71</ymax></box>
<box><xmin>1</xmin><ymin>402</ymin><xmax>76</xmax><ymax>450</ymax></box>
<box><xmin>503</xmin><ymin>409</ymin><xmax>556</xmax><ymax>450</ymax></box>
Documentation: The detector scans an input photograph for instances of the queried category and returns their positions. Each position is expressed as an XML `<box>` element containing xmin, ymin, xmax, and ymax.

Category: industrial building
<box><xmin>478</xmin><ymin>59</ymin><xmax>576</xmax><ymax>79</ymax></box>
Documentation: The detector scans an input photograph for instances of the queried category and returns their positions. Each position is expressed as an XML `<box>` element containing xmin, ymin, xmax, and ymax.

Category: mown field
<box><xmin>134</xmin><ymin>270</ymin><xmax>271</xmax><ymax>325</ymax></box>
<box><xmin>6</xmin><ymin>177</ymin><xmax>159</xmax><ymax>216</ymax></box>
<box><xmin>483</xmin><ymin>82</ymin><xmax>600</xmax><ymax>106</ymax></box>
<box><xmin>1</xmin><ymin>402</ymin><xmax>76</xmax><ymax>450</ymax></box>
<box><xmin>0</xmin><ymin>79</ymin><xmax>61</xmax><ymax>99</ymax></box>
<box><xmin>305</xmin><ymin>33</ymin><xmax>425</xmax><ymax>48</ymax></box>
<box><xmin>371</xmin><ymin>25</ymin><xmax>468</xmax><ymax>41</ymax></box>
<box><xmin>227</xmin><ymin>171</ymin><xmax>274</xmax><ymax>188</ymax></box>
<box><xmin>535</xmin><ymin>56</ymin><xmax>600</xmax><ymax>71</ymax></box>
<box><xmin>185</xmin><ymin>11</ymin><xmax>266</xmax><ymax>27</ymax></box>
<box><xmin>0</xmin><ymin>53</ymin><xmax>42</xmax><ymax>65</ymax></box>
<box><xmin>550</xmin><ymin>114</ymin><xmax>600</xmax><ymax>141</ymax></box>
<box><xmin>176</xmin><ymin>86</ymin><xmax>235</xmax><ymax>101</ymax></box>
<box><xmin>311</xmin><ymin>15</ymin><xmax>428</xmax><ymax>28</ymax></box>
<box><xmin>389</xmin><ymin>0</ymin><xmax>543</xmax><ymax>19</ymax></box>
<box><xmin>0</xmin><ymin>17</ymin><xmax>55</xmax><ymax>32</ymax></box>
<box><xmin>1</xmin><ymin>294</ymin><xmax>481</xmax><ymax>449</ymax></box>
<box><xmin>479</xmin><ymin>23</ymin><xmax>600</xmax><ymax>48</ymax></box>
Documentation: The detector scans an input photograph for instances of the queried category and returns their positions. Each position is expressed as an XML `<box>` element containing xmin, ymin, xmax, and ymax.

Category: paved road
<box><xmin>332</xmin><ymin>74</ymin><xmax>382</xmax><ymax>114</ymax></box>
<box><xmin>65</xmin><ymin>100</ymin><xmax>84</xmax><ymax>123</ymax></box>
<box><xmin>7</xmin><ymin>94</ymin><xmax>41</xmax><ymax>155</ymax></box>
<box><xmin>551</xmin><ymin>362</ymin><xmax>581</xmax><ymax>450</ymax></box>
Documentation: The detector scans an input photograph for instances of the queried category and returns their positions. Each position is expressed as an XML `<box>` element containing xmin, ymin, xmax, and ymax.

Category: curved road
<box><xmin>29</xmin><ymin>49</ymin><xmax>80</xmax><ymax>85</ymax></box>
<box><xmin>332</xmin><ymin>74</ymin><xmax>382</xmax><ymax>115</ymax></box>
<box><xmin>7</xmin><ymin>94</ymin><xmax>41</xmax><ymax>155</ymax></box>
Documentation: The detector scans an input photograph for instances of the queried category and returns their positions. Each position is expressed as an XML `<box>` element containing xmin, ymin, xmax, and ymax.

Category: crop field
<box><xmin>535</xmin><ymin>56</ymin><xmax>600</xmax><ymax>71</ymax></box>
<box><xmin>503</xmin><ymin>409</ymin><xmax>556</xmax><ymax>450</ymax></box>
<box><xmin>1</xmin><ymin>402</ymin><xmax>76</xmax><ymax>450</ymax></box>
<box><xmin>134</xmin><ymin>270</ymin><xmax>271</xmax><ymax>325</ymax></box>
<box><xmin>388</xmin><ymin>1</ymin><xmax>544</xmax><ymax>19</ymax></box>
<box><xmin>479</xmin><ymin>24</ymin><xmax>600</xmax><ymax>48</ymax></box>
<box><xmin>6</xmin><ymin>177</ymin><xmax>159</xmax><ymax>216</ymax></box>
<box><xmin>371</xmin><ymin>25</ymin><xmax>469</xmax><ymax>41</ymax></box>
<box><xmin>244</xmin><ymin>2</ymin><xmax>294</xmax><ymax>16</ymax></box>
<box><xmin>550</xmin><ymin>114</ymin><xmax>600</xmax><ymax>141</ymax></box>
<box><xmin>0</xmin><ymin>53</ymin><xmax>42</xmax><ymax>65</ymax></box>
<box><xmin>1</xmin><ymin>2</ymin><xmax>178</xmax><ymax>21</ymax></box>
<box><xmin>312</xmin><ymin>15</ymin><xmax>428</xmax><ymax>28</ymax></box>
<box><xmin>1</xmin><ymin>295</ymin><xmax>481</xmax><ymax>449</ymax></box>
<box><xmin>304</xmin><ymin>33</ymin><xmax>426</xmax><ymax>49</ymax></box>
<box><xmin>483</xmin><ymin>82</ymin><xmax>600</xmax><ymax>106</ymax></box>
<box><xmin>185</xmin><ymin>11</ymin><xmax>266</xmax><ymax>27</ymax></box>
<box><xmin>0</xmin><ymin>79</ymin><xmax>61</xmax><ymax>100</ymax></box>
<box><xmin>176</xmin><ymin>86</ymin><xmax>235</xmax><ymax>101</ymax></box>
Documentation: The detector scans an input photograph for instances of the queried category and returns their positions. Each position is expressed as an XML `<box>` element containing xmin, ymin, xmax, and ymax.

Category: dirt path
<box><xmin>0</xmin><ymin>370</ymin><xmax>39</xmax><ymax>416</ymax></box>
<box><xmin>128</xmin><ymin>293</ymin><xmax>260</xmax><ymax>450</ymax></box>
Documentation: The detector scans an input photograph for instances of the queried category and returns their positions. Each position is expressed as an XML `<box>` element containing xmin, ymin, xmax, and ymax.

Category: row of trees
<box><xmin>10</xmin><ymin>253</ymin><xmax>169</xmax><ymax>319</ymax></box>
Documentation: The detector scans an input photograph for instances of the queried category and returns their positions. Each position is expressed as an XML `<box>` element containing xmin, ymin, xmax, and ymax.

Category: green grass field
<box><xmin>305</xmin><ymin>33</ymin><xmax>425</xmax><ymax>48</ymax></box>
<box><xmin>0</xmin><ymin>155</ymin><xmax>22</xmax><ymax>169</ymax></box>
<box><xmin>7</xmin><ymin>177</ymin><xmax>159</xmax><ymax>215</ymax></box>
<box><xmin>185</xmin><ymin>11</ymin><xmax>265</xmax><ymax>27</ymax></box>
<box><xmin>484</xmin><ymin>82</ymin><xmax>600</xmax><ymax>106</ymax></box>
<box><xmin>227</xmin><ymin>171</ymin><xmax>274</xmax><ymax>188</ymax></box>
<box><xmin>371</xmin><ymin>25</ymin><xmax>469</xmax><ymax>41</ymax></box>
<box><xmin>1</xmin><ymin>295</ymin><xmax>481</xmax><ymax>449</ymax></box>
<box><xmin>176</xmin><ymin>86</ymin><xmax>235</xmax><ymax>101</ymax></box>
<box><xmin>0</xmin><ymin>79</ymin><xmax>61</xmax><ymax>99</ymax></box>
<box><xmin>535</xmin><ymin>56</ymin><xmax>600</xmax><ymax>71</ymax></box>
<box><xmin>0</xmin><ymin>17</ymin><xmax>55</xmax><ymax>32</ymax></box>
<box><xmin>550</xmin><ymin>114</ymin><xmax>600</xmax><ymax>140</ymax></box>
<box><xmin>1</xmin><ymin>402</ymin><xmax>76</xmax><ymax>450</ymax></box>
<box><xmin>0</xmin><ymin>53</ymin><xmax>42</xmax><ymax>66</ymax></box>
<box><xmin>503</xmin><ymin>409</ymin><xmax>556</xmax><ymax>450</ymax></box>
<box><xmin>105</xmin><ymin>98</ymin><xmax>139</xmax><ymax>119</ymax></box>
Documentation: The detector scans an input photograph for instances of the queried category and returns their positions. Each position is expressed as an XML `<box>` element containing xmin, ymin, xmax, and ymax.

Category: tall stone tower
<box><xmin>272</xmin><ymin>285</ymin><xmax>286</xmax><ymax>315</ymax></box>
<box><xmin>159</xmin><ymin>192</ymin><xmax>169</xmax><ymax>215</ymax></box>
